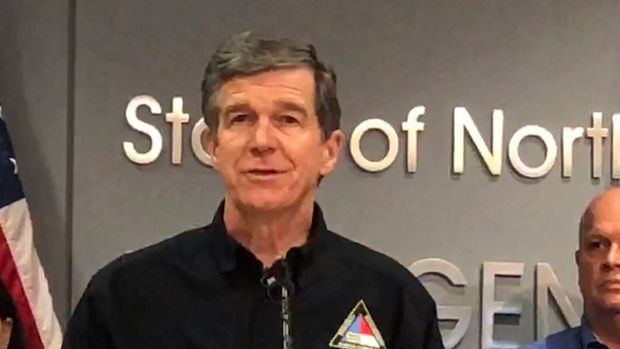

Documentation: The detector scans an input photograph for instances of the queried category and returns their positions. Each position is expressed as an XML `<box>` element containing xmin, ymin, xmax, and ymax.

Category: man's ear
<box><xmin>575</xmin><ymin>249</ymin><xmax>581</xmax><ymax>266</ymax></box>
<box><xmin>203</xmin><ymin>127</ymin><xmax>218</xmax><ymax>167</ymax></box>
<box><xmin>0</xmin><ymin>317</ymin><xmax>13</xmax><ymax>340</ymax></box>
<box><xmin>319</xmin><ymin>129</ymin><xmax>345</xmax><ymax>177</ymax></box>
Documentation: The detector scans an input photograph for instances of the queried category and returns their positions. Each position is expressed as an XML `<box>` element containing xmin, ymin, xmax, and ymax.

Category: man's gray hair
<box><xmin>201</xmin><ymin>31</ymin><xmax>341</xmax><ymax>138</ymax></box>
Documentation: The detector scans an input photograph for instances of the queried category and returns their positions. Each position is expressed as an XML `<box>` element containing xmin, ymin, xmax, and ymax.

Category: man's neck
<box><xmin>587</xmin><ymin>308</ymin><xmax>620</xmax><ymax>349</ymax></box>
<box><xmin>223</xmin><ymin>198</ymin><xmax>314</xmax><ymax>268</ymax></box>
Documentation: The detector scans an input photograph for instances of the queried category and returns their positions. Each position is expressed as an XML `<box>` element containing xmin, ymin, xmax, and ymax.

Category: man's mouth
<box><xmin>601</xmin><ymin>279</ymin><xmax>620</xmax><ymax>291</ymax></box>
<box><xmin>244</xmin><ymin>169</ymin><xmax>287</xmax><ymax>179</ymax></box>
<box><xmin>249</xmin><ymin>169</ymin><xmax>280</xmax><ymax>174</ymax></box>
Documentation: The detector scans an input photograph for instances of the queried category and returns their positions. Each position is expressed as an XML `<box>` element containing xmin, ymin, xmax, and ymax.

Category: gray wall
<box><xmin>4</xmin><ymin>1</ymin><xmax>620</xmax><ymax>347</ymax></box>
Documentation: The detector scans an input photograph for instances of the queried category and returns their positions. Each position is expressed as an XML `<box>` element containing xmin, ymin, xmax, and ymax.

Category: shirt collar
<box><xmin>209</xmin><ymin>200</ymin><xmax>328</xmax><ymax>274</ymax></box>
<box><xmin>580</xmin><ymin>316</ymin><xmax>608</xmax><ymax>349</ymax></box>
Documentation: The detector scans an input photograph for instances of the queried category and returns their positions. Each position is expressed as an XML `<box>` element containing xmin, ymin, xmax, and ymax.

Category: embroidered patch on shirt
<box><xmin>329</xmin><ymin>300</ymin><xmax>387</xmax><ymax>349</ymax></box>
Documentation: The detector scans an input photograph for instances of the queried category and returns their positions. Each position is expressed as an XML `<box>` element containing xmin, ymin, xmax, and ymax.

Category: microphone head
<box><xmin>261</xmin><ymin>259</ymin><xmax>295</xmax><ymax>302</ymax></box>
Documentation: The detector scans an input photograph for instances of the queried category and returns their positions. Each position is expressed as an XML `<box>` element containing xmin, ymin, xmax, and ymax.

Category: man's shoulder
<box><xmin>326</xmin><ymin>231</ymin><xmax>414</xmax><ymax>282</ymax></box>
<box><xmin>109</xmin><ymin>225</ymin><xmax>211</xmax><ymax>267</ymax></box>
<box><xmin>520</xmin><ymin>340</ymin><xmax>546</xmax><ymax>349</ymax></box>
<box><xmin>520</xmin><ymin>326</ymin><xmax>582</xmax><ymax>349</ymax></box>
<box><xmin>89</xmin><ymin>225</ymin><xmax>214</xmax><ymax>291</ymax></box>
<box><xmin>325</xmin><ymin>231</ymin><xmax>434</xmax><ymax>303</ymax></box>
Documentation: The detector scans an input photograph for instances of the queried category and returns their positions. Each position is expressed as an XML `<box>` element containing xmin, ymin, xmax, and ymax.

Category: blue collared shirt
<box><xmin>521</xmin><ymin>318</ymin><xmax>608</xmax><ymax>349</ymax></box>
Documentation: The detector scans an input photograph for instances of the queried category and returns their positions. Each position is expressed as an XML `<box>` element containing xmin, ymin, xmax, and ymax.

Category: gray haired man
<box><xmin>63</xmin><ymin>32</ymin><xmax>444</xmax><ymax>349</ymax></box>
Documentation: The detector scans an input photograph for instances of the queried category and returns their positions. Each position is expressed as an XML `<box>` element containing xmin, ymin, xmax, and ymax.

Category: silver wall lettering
<box><xmin>613</xmin><ymin>113</ymin><xmax>620</xmax><ymax>179</ymax></box>
<box><xmin>508</xmin><ymin>125</ymin><xmax>557</xmax><ymax>178</ymax></box>
<box><xmin>191</xmin><ymin>118</ymin><xmax>213</xmax><ymax>167</ymax></box>
<box><xmin>535</xmin><ymin>263</ymin><xmax>579</xmax><ymax>340</ymax></box>
<box><xmin>350</xmin><ymin>118</ymin><xmax>399</xmax><ymax>172</ymax></box>
<box><xmin>401</xmin><ymin>106</ymin><xmax>426</xmax><ymax>173</ymax></box>
<box><xmin>481</xmin><ymin>262</ymin><xmax>524</xmax><ymax>349</ymax></box>
<box><xmin>586</xmin><ymin>112</ymin><xmax>608</xmax><ymax>178</ymax></box>
<box><xmin>561</xmin><ymin>127</ymin><xmax>585</xmax><ymax>178</ymax></box>
<box><xmin>122</xmin><ymin>96</ymin><xmax>620</xmax><ymax>181</ymax></box>
<box><xmin>410</xmin><ymin>258</ymin><xmax>471</xmax><ymax>349</ymax></box>
<box><xmin>165</xmin><ymin>97</ymin><xmax>190</xmax><ymax>164</ymax></box>
<box><xmin>452</xmin><ymin>107</ymin><xmax>504</xmax><ymax>175</ymax></box>
<box><xmin>123</xmin><ymin>95</ymin><xmax>163</xmax><ymax>164</ymax></box>
<box><xmin>9</xmin><ymin>158</ymin><xmax>18</xmax><ymax>174</ymax></box>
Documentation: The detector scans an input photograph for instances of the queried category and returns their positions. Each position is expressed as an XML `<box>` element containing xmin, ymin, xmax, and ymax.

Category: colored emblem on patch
<box><xmin>329</xmin><ymin>300</ymin><xmax>386</xmax><ymax>349</ymax></box>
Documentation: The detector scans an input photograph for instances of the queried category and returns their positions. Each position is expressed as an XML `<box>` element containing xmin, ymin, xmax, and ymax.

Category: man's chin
<box><xmin>229</xmin><ymin>188</ymin><xmax>310</xmax><ymax>213</ymax></box>
<box><xmin>238</xmin><ymin>196</ymin><xmax>290</xmax><ymax>212</ymax></box>
<box><xmin>594</xmin><ymin>295</ymin><xmax>620</xmax><ymax>313</ymax></box>
<box><xmin>602</xmin><ymin>299</ymin><xmax>620</xmax><ymax>312</ymax></box>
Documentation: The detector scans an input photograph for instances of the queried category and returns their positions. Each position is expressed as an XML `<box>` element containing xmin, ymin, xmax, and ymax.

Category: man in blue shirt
<box><xmin>523</xmin><ymin>188</ymin><xmax>620</xmax><ymax>349</ymax></box>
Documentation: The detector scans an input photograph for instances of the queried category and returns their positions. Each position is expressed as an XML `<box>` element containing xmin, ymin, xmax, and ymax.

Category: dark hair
<box><xmin>201</xmin><ymin>31</ymin><xmax>341</xmax><ymax>138</ymax></box>
<box><xmin>0</xmin><ymin>282</ymin><xmax>25</xmax><ymax>349</ymax></box>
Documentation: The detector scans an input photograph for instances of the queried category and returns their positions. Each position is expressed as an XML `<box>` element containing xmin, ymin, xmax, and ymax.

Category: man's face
<box><xmin>577</xmin><ymin>195</ymin><xmax>620</xmax><ymax>314</ymax></box>
<box><xmin>206</xmin><ymin>67</ymin><xmax>343</xmax><ymax>212</ymax></box>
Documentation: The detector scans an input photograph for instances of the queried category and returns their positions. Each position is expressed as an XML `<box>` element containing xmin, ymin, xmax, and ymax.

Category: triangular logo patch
<box><xmin>329</xmin><ymin>300</ymin><xmax>386</xmax><ymax>349</ymax></box>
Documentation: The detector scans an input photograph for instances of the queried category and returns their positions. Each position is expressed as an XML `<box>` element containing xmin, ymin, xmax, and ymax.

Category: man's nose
<box><xmin>604</xmin><ymin>243</ymin><xmax>620</xmax><ymax>270</ymax></box>
<box><xmin>249</xmin><ymin>118</ymin><xmax>277</xmax><ymax>154</ymax></box>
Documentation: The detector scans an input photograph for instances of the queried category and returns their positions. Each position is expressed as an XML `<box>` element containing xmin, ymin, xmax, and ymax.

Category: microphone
<box><xmin>261</xmin><ymin>260</ymin><xmax>295</xmax><ymax>300</ymax></box>
<box><xmin>261</xmin><ymin>259</ymin><xmax>294</xmax><ymax>349</ymax></box>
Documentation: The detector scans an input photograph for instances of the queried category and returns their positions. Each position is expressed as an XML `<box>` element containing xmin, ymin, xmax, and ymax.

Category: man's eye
<box><xmin>230</xmin><ymin>114</ymin><xmax>250</xmax><ymax>124</ymax></box>
<box><xmin>588</xmin><ymin>240</ymin><xmax>608</xmax><ymax>250</ymax></box>
<box><xmin>279</xmin><ymin>115</ymin><xmax>300</xmax><ymax>125</ymax></box>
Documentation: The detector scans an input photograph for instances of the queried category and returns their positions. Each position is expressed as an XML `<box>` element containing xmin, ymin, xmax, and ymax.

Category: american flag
<box><xmin>0</xmin><ymin>105</ymin><xmax>62</xmax><ymax>349</ymax></box>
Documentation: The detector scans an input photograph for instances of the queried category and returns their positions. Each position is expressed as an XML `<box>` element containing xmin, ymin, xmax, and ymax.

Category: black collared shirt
<box><xmin>63</xmin><ymin>203</ymin><xmax>444</xmax><ymax>349</ymax></box>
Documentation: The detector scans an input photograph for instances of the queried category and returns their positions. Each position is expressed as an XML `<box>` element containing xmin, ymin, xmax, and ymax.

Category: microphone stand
<box><xmin>262</xmin><ymin>260</ymin><xmax>294</xmax><ymax>349</ymax></box>
<box><xmin>281</xmin><ymin>283</ymin><xmax>293</xmax><ymax>349</ymax></box>
<box><xmin>281</xmin><ymin>260</ymin><xmax>293</xmax><ymax>349</ymax></box>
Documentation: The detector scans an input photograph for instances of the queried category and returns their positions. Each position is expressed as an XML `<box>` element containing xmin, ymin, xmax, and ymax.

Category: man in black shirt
<box><xmin>63</xmin><ymin>32</ymin><xmax>444</xmax><ymax>349</ymax></box>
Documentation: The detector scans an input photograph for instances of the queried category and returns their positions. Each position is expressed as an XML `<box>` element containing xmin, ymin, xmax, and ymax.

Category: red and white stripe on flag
<box><xmin>0</xmin><ymin>108</ymin><xmax>62</xmax><ymax>349</ymax></box>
